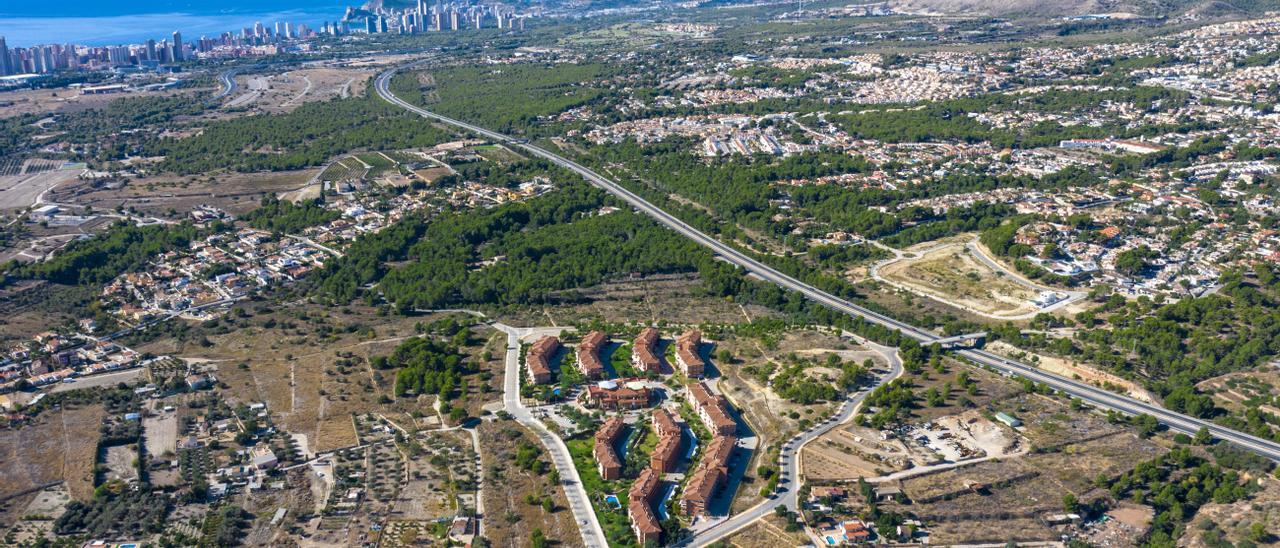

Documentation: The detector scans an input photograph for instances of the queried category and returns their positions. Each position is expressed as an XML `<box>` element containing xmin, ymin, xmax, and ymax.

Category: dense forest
<box><xmin>149</xmin><ymin>85</ymin><xmax>452</xmax><ymax>173</ymax></box>
<box><xmin>6</xmin><ymin>221</ymin><xmax>202</xmax><ymax>286</ymax></box>
<box><xmin>374</xmin><ymin>184</ymin><xmax>707</xmax><ymax>309</ymax></box>
<box><xmin>240</xmin><ymin>196</ymin><xmax>340</xmax><ymax>234</ymax></box>
<box><xmin>394</xmin><ymin>63</ymin><xmax>609</xmax><ymax>135</ymax></box>
<box><xmin>374</xmin><ymin>334</ymin><xmax>470</xmax><ymax>398</ymax></box>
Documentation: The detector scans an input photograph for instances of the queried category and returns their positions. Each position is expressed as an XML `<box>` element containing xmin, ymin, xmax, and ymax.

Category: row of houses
<box><xmin>688</xmin><ymin>382</ymin><xmax>737</xmax><ymax>436</ymax></box>
<box><xmin>680</xmin><ymin>433</ymin><xmax>737</xmax><ymax>517</ymax></box>
<box><xmin>629</xmin><ymin>407</ymin><xmax>687</xmax><ymax>546</ymax></box>
<box><xmin>629</xmin><ymin>467</ymin><xmax>664</xmax><ymax>545</ymax></box>
<box><xmin>680</xmin><ymin>381</ymin><xmax>739</xmax><ymax>518</ymax></box>
<box><xmin>650</xmin><ymin>408</ymin><xmax>683</xmax><ymax>473</ymax></box>
<box><xmin>632</xmin><ymin>327</ymin><xmax>662</xmax><ymax>373</ymax></box>
<box><xmin>530</xmin><ymin>327</ymin><xmax>707</xmax><ymax>386</ymax></box>
<box><xmin>594</xmin><ymin>416</ymin><xmax>627</xmax><ymax>480</ymax></box>
<box><xmin>526</xmin><ymin>336</ymin><xmax>559</xmax><ymax>384</ymax></box>
<box><xmin>675</xmin><ymin>330</ymin><xmax>705</xmax><ymax>378</ymax></box>
<box><xmin>577</xmin><ymin>331</ymin><xmax>608</xmax><ymax>379</ymax></box>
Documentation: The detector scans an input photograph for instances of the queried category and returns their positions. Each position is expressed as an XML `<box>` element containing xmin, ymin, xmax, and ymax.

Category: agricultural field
<box><xmin>135</xmin><ymin>304</ymin><xmax>500</xmax><ymax>453</ymax></box>
<box><xmin>45</xmin><ymin>168</ymin><xmax>320</xmax><ymax>217</ymax></box>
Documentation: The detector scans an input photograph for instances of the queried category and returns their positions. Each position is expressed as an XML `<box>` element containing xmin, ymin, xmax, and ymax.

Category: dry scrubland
<box><xmin>497</xmin><ymin>272</ymin><xmax>779</xmax><ymax>327</ymax></box>
<box><xmin>478</xmin><ymin>421</ymin><xmax>580</xmax><ymax>547</ymax></box>
<box><xmin>225</xmin><ymin>67</ymin><xmax>374</xmax><ymax>114</ymax></box>
<box><xmin>138</xmin><ymin>305</ymin><xmax>502</xmax><ymax>452</ymax></box>
<box><xmin>0</xmin><ymin>404</ymin><xmax>102</xmax><ymax>507</ymax></box>
<box><xmin>879</xmin><ymin>240</ymin><xmax>1042</xmax><ymax>318</ymax></box>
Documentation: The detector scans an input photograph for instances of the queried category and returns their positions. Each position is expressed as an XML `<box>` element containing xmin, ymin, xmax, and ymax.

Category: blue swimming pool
<box><xmin>604</xmin><ymin>494</ymin><xmax>621</xmax><ymax>509</ymax></box>
<box><xmin>825</xmin><ymin>536</ymin><xmax>836</xmax><ymax>545</ymax></box>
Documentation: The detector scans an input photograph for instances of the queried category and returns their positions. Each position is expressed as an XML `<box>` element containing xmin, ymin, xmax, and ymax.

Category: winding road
<box><xmin>678</xmin><ymin>335</ymin><xmax>903</xmax><ymax>546</ymax></box>
<box><xmin>491</xmin><ymin>322</ymin><xmax>610</xmax><ymax>548</ymax></box>
<box><xmin>374</xmin><ymin>57</ymin><xmax>1280</xmax><ymax>543</ymax></box>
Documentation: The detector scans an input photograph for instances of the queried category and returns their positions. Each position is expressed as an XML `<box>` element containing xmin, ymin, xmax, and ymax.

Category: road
<box><xmin>866</xmin><ymin>236</ymin><xmax>1086</xmax><ymax>321</ymax></box>
<box><xmin>492</xmin><ymin>322</ymin><xmax>609</xmax><ymax>548</ymax></box>
<box><xmin>212</xmin><ymin>68</ymin><xmax>240</xmax><ymax>101</ymax></box>
<box><xmin>375</xmin><ymin>56</ymin><xmax>1280</xmax><ymax>522</ymax></box>
<box><xmin>964</xmin><ymin>238</ymin><xmax>1087</xmax><ymax>314</ymax></box>
<box><xmin>679</xmin><ymin>335</ymin><xmax>904</xmax><ymax>546</ymax></box>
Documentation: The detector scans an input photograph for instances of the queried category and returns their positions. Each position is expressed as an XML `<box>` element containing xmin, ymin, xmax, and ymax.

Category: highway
<box><xmin>375</xmin><ymin>53</ymin><xmax>1280</xmax><ymax>494</ymax></box>
<box><xmin>212</xmin><ymin>68</ymin><xmax>240</xmax><ymax>101</ymax></box>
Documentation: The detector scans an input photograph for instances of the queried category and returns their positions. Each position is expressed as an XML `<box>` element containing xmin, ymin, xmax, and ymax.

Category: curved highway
<box><xmin>374</xmin><ymin>61</ymin><xmax>1280</xmax><ymax>466</ymax></box>
<box><xmin>212</xmin><ymin>68</ymin><xmax>239</xmax><ymax>101</ymax></box>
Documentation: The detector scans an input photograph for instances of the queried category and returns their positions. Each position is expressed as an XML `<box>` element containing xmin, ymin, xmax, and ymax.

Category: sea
<box><xmin>0</xmin><ymin>1</ymin><xmax>353</xmax><ymax>47</ymax></box>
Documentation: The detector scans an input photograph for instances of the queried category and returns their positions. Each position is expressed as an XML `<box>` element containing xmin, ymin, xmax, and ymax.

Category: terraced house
<box><xmin>650</xmin><ymin>408</ymin><xmax>683</xmax><ymax>473</ymax></box>
<box><xmin>629</xmin><ymin>466</ymin><xmax>663</xmax><ymax>545</ymax></box>
<box><xmin>689</xmin><ymin>381</ymin><xmax>737</xmax><ymax>437</ymax></box>
<box><xmin>593</xmin><ymin>415</ymin><xmax>626</xmax><ymax>480</ymax></box>
<box><xmin>526</xmin><ymin>336</ymin><xmax>558</xmax><ymax>385</ymax></box>
<box><xmin>676</xmin><ymin>329</ymin><xmax>705</xmax><ymax>378</ymax></box>
<box><xmin>576</xmin><ymin>330</ymin><xmax>608</xmax><ymax>379</ymax></box>
<box><xmin>632</xmin><ymin>327</ymin><xmax>663</xmax><ymax>373</ymax></box>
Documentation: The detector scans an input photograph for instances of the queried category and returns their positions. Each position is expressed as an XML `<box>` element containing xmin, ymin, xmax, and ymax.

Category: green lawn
<box><xmin>566</xmin><ymin>436</ymin><xmax>637</xmax><ymax>547</ymax></box>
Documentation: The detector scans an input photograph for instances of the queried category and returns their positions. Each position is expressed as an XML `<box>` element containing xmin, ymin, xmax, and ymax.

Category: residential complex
<box><xmin>576</xmin><ymin>331</ymin><xmax>607</xmax><ymax>379</ymax></box>
<box><xmin>593</xmin><ymin>416</ymin><xmax>626</xmax><ymax>481</ymax></box>
<box><xmin>526</xmin><ymin>336</ymin><xmax>558</xmax><ymax>385</ymax></box>
<box><xmin>675</xmin><ymin>329</ymin><xmax>705</xmax><ymax>378</ymax></box>
<box><xmin>632</xmin><ymin>327</ymin><xmax>662</xmax><ymax>373</ymax></box>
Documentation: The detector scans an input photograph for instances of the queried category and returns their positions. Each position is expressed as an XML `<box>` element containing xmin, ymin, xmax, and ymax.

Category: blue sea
<box><xmin>0</xmin><ymin>1</ymin><xmax>352</xmax><ymax>47</ymax></box>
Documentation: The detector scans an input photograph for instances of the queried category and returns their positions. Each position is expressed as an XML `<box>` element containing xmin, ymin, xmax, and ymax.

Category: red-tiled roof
<box><xmin>633</xmin><ymin>327</ymin><xmax>662</xmax><ymax>372</ymax></box>
<box><xmin>576</xmin><ymin>331</ymin><xmax>608</xmax><ymax>378</ymax></box>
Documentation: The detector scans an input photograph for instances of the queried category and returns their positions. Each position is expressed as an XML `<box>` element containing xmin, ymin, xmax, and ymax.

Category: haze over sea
<box><xmin>0</xmin><ymin>0</ymin><xmax>349</xmax><ymax>47</ymax></box>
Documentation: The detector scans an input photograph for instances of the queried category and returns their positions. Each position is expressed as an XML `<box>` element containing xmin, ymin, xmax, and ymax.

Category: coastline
<box><xmin>0</xmin><ymin>5</ymin><xmax>348</xmax><ymax>47</ymax></box>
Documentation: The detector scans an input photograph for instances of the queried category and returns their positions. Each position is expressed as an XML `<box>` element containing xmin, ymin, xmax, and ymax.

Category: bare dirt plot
<box><xmin>0</xmin><ymin>404</ymin><xmax>102</xmax><ymax>502</ymax></box>
<box><xmin>724</xmin><ymin>513</ymin><xmax>810</xmax><ymax>548</ymax></box>
<box><xmin>879</xmin><ymin>241</ymin><xmax>1041</xmax><ymax>317</ymax></box>
<box><xmin>0</xmin><ymin>87</ymin><xmax>203</xmax><ymax>120</ymax></box>
<box><xmin>803</xmin><ymin>423</ymin><xmax>913</xmax><ymax>480</ymax></box>
<box><xmin>1</xmin><ymin>484</ymin><xmax>72</xmax><ymax>543</ymax></box>
<box><xmin>103</xmin><ymin>445</ymin><xmax>139</xmax><ymax>483</ymax></box>
<box><xmin>223</xmin><ymin>67</ymin><xmax>375</xmax><ymax>114</ymax></box>
<box><xmin>47</xmin><ymin>169</ymin><xmax>319</xmax><ymax>217</ymax></box>
<box><xmin>143</xmin><ymin>413</ymin><xmax>178</xmax><ymax>459</ymax></box>
<box><xmin>413</xmin><ymin>166</ymin><xmax>454</xmax><ymax>183</ymax></box>
<box><xmin>478</xmin><ymin>421</ymin><xmax>579</xmax><ymax>548</ymax></box>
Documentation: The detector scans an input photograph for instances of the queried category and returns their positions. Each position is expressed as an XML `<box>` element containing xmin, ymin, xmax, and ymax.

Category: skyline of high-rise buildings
<box><xmin>0</xmin><ymin>2</ymin><xmax>532</xmax><ymax>78</ymax></box>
